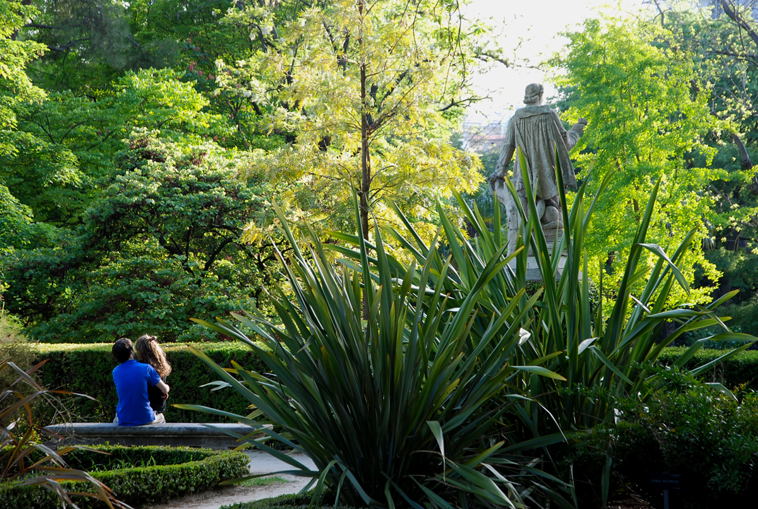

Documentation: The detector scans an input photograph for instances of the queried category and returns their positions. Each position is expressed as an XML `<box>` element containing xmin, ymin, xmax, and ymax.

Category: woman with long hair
<box><xmin>134</xmin><ymin>334</ymin><xmax>172</xmax><ymax>416</ymax></box>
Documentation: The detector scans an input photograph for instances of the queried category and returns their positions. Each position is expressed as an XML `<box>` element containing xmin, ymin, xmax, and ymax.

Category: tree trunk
<box><xmin>358</xmin><ymin>0</ymin><xmax>371</xmax><ymax>241</ymax></box>
<box><xmin>731</xmin><ymin>132</ymin><xmax>753</xmax><ymax>170</ymax></box>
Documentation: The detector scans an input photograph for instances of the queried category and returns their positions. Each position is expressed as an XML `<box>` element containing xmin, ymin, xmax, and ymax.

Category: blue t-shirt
<box><xmin>112</xmin><ymin>359</ymin><xmax>161</xmax><ymax>426</ymax></box>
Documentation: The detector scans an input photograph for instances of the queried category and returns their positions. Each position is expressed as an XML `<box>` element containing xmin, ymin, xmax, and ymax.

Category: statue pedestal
<box><xmin>506</xmin><ymin>237</ymin><xmax>575</xmax><ymax>281</ymax></box>
<box><xmin>507</xmin><ymin>254</ymin><xmax>568</xmax><ymax>281</ymax></box>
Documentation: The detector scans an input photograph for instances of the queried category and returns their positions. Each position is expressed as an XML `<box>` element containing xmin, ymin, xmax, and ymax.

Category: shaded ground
<box><xmin>144</xmin><ymin>451</ymin><xmax>658</xmax><ymax>509</ymax></box>
<box><xmin>609</xmin><ymin>489</ymin><xmax>656</xmax><ymax>509</ymax></box>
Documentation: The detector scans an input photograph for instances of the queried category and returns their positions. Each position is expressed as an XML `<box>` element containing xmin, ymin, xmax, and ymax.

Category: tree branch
<box><xmin>720</xmin><ymin>0</ymin><xmax>758</xmax><ymax>49</ymax></box>
<box><xmin>439</xmin><ymin>96</ymin><xmax>484</xmax><ymax>112</ymax></box>
<box><xmin>474</xmin><ymin>50</ymin><xmax>511</xmax><ymax>67</ymax></box>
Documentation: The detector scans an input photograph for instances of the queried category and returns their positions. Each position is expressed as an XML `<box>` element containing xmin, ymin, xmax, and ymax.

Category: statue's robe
<box><xmin>493</xmin><ymin>105</ymin><xmax>585</xmax><ymax>252</ymax></box>
<box><xmin>497</xmin><ymin>104</ymin><xmax>583</xmax><ymax>200</ymax></box>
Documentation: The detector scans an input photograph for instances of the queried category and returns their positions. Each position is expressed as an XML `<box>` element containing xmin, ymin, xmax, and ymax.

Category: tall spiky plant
<box><xmin>333</xmin><ymin>150</ymin><xmax>754</xmax><ymax>505</ymax></box>
<box><xmin>181</xmin><ymin>203</ymin><xmax>574</xmax><ymax>508</ymax></box>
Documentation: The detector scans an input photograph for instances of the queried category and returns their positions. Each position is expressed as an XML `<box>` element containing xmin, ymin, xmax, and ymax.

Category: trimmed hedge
<box><xmin>29</xmin><ymin>342</ymin><xmax>267</xmax><ymax>423</ymax></box>
<box><xmin>222</xmin><ymin>492</ymin><xmax>360</xmax><ymax>509</ymax></box>
<box><xmin>25</xmin><ymin>343</ymin><xmax>758</xmax><ymax>424</ymax></box>
<box><xmin>659</xmin><ymin>346</ymin><xmax>758</xmax><ymax>390</ymax></box>
<box><xmin>0</xmin><ymin>445</ymin><xmax>249</xmax><ymax>508</ymax></box>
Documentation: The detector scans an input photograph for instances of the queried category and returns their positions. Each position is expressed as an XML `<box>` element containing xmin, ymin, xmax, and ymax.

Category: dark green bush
<box><xmin>0</xmin><ymin>445</ymin><xmax>249</xmax><ymax>508</ymax></box>
<box><xmin>30</xmin><ymin>342</ymin><xmax>267</xmax><ymax>423</ymax></box>
<box><xmin>614</xmin><ymin>371</ymin><xmax>758</xmax><ymax>508</ymax></box>
<box><xmin>659</xmin><ymin>346</ymin><xmax>758</xmax><ymax>390</ymax></box>
<box><xmin>222</xmin><ymin>492</ymin><xmax>360</xmax><ymax>509</ymax></box>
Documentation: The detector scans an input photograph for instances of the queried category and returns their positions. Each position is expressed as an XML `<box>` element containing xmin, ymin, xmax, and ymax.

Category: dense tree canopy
<box><xmin>217</xmin><ymin>0</ymin><xmax>483</xmax><ymax>239</ymax></box>
<box><xmin>0</xmin><ymin>0</ymin><xmax>755</xmax><ymax>340</ymax></box>
<box><xmin>555</xmin><ymin>17</ymin><xmax>734</xmax><ymax>305</ymax></box>
<box><xmin>3</xmin><ymin>132</ymin><xmax>273</xmax><ymax>342</ymax></box>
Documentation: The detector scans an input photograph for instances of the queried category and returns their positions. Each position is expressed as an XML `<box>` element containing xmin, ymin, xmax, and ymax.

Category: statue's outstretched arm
<box><xmin>566</xmin><ymin>118</ymin><xmax>588</xmax><ymax>149</ymax></box>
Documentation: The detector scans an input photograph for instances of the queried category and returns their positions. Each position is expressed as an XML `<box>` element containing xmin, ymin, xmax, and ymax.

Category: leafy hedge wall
<box><xmin>659</xmin><ymin>347</ymin><xmax>758</xmax><ymax>390</ymax></box>
<box><xmin>28</xmin><ymin>343</ymin><xmax>757</xmax><ymax>424</ymax></box>
<box><xmin>30</xmin><ymin>342</ymin><xmax>267</xmax><ymax>423</ymax></box>
<box><xmin>0</xmin><ymin>445</ymin><xmax>249</xmax><ymax>508</ymax></box>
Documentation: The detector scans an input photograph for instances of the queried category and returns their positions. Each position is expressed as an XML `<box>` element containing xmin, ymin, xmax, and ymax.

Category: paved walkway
<box><xmin>145</xmin><ymin>451</ymin><xmax>315</xmax><ymax>509</ymax></box>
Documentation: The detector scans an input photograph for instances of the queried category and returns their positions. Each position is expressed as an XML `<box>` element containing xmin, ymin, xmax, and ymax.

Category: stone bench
<box><xmin>43</xmin><ymin>422</ymin><xmax>263</xmax><ymax>449</ymax></box>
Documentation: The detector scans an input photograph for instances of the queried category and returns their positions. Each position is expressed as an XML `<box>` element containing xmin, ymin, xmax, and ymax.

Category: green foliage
<box><xmin>3</xmin><ymin>132</ymin><xmax>276</xmax><ymax>343</ymax></box>
<box><xmin>184</xmin><ymin>207</ymin><xmax>563</xmax><ymax>508</ymax></box>
<box><xmin>661</xmin><ymin>5</ymin><xmax>757</xmax><ymax>139</ymax></box>
<box><xmin>659</xmin><ymin>346</ymin><xmax>758</xmax><ymax>390</ymax></box>
<box><xmin>2</xmin><ymin>68</ymin><xmax>227</xmax><ymax>225</ymax></box>
<box><xmin>189</xmin><ymin>159</ymin><xmax>752</xmax><ymax>508</ymax></box>
<box><xmin>0</xmin><ymin>184</ymin><xmax>33</xmax><ymax>252</ymax></box>
<box><xmin>614</xmin><ymin>370</ymin><xmax>758</xmax><ymax>507</ymax></box>
<box><xmin>30</xmin><ymin>342</ymin><xmax>268</xmax><ymax>423</ymax></box>
<box><xmin>222</xmin><ymin>492</ymin><xmax>359</xmax><ymax>509</ymax></box>
<box><xmin>332</xmin><ymin>155</ymin><xmax>754</xmax><ymax>505</ymax></box>
<box><xmin>655</xmin><ymin>5</ymin><xmax>758</xmax><ymax>332</ymax></box>
<box><xmin>25</xmin><ymin>0</ymin><xmax>245</xmax><ymax>91</ymax></box>
<box><xmin>1</xmin><ymin>359</ymin><xmax>123</xmax><ymax>508</ymax></box>
<box><xmin>700</xmin><ymin>245</ymin><xmax>758</xmax><ymax>335</ymax></box>
<box><xmin>364</xmin><ymin>172</ymin><xmax>753</xmax><ymax>437</ymax></box>
<box><xmin>0</xmin><ymin>0</ymin><xmax>47</xmax><ymax>156</ymax></box>
<box><xmin>553</xmin><ymin>17</ymin><xmax>724</xmax><ymax>305</ymax></box>
<box><xmin>0</xmin><ymin>445</ymin><xmax>249</xmax><ymax>508</ymax></box>
<box><xmin>219</xmin><ymin>0</ymin><xmax>483</xmax><ymax>239</ymax></box>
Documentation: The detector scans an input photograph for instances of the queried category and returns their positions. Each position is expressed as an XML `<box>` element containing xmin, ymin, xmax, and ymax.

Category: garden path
<box><xmin>144</xmin><ymin>451</ymin><xmax>315</xmax><ymax>509</ymax></box>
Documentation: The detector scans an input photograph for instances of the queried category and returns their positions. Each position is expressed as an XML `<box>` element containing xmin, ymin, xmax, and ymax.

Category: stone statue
<box><xmin>489</xmin><ymin>83</ymin><xmax>587</xmax><ymax>254</ymax></box>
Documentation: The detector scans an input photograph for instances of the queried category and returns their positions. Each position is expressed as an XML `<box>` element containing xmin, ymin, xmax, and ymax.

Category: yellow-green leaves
<box><xmin>554</xmin><ymin>17</ymin><xmax>724</xmax><ymax>307</ymax></box>
<box><xmin>218</xmin><ymin>0</ymin><xmax>483</xmax><ymax>242</ymax></box>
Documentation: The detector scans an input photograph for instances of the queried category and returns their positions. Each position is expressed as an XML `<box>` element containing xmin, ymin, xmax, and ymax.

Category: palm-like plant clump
<box><xmin>188</xmin><ymin>156</ymin><xmax>753</xmax><ymax>508</ymax></box>
<box><xmin>185</xmin><ymin>206</ymin><xmax>572</xmax><ymax>508</ymax></box>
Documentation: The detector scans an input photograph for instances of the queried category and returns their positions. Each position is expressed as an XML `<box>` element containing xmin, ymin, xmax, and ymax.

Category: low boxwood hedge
<box><xmin>0</xmin><ymin>445</ymin><xmax>249</xmax><ymax>508</ymax></box>
<box><xmin>29</xmin><ymin>342</ymin><xmax>267</xmax><ymax>423</ymax></box>
<box><xmin>222</xmin><ymin>492</ymin><xmax>361</xmax><ymax>509</ymax></box>
<box><xmin>24</xmin><ymin>343</ymin><xmax>758</xmax><ymax>424</ymax></box>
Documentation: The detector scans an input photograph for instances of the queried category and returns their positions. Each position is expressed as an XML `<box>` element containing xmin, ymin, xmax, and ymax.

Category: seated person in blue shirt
<box><xmin>112</xmin><ymin>337</ymin><xmax>170</xmax><ymax>425</ymax></box>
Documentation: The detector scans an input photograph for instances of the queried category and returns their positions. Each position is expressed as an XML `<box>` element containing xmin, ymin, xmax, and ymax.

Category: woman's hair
<box><xmin>134</xmin><ymin>334</ymin><xmax>172</xmax><ymax>378</ymax></box>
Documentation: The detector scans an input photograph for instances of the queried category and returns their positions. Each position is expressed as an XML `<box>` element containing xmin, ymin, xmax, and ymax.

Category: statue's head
<box><xmin>523</xmin><ymin>83</ymin><xmax>544</xmax><ymax>105</ymax></box>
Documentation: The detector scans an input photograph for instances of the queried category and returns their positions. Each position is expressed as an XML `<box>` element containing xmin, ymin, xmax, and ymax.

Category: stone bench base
<box><xmin>43</xmin><ymin>422</ymin><xmax>262</xmax><ymax>449</ymax></box>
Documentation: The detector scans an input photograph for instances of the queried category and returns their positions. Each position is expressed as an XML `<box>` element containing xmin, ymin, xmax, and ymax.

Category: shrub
<box><xmin>1</xmin><ymin>359</ymin><xmax>123</xmax><ymax>508</ymax></box>
<box><xmin>614</xmin><ymin>370</ymin><xmax>758</xmax><ymax>508</ymax></box>
<box><xmin>30</xmin><ymin>342</ymin><xmax>267</xmax><ymax>423</ymax></box>
<box><xmin>659</xmin><ymin>346</ymin><xmax>758</xmax><ymax>390</ymax></box>
<box><xmin>222</xmin><ymin>492</ymin><xmax>359</xmax><ymax>509</ymax></box>
<box><xmin>0</xmin><ymin>445</ymin><xmax>250</xmax><ymax>508</ymax></box>
<box><xmin>185</xmin><ymin>208</ymin><xmax>568</xmax><ymax>508</ymax></box>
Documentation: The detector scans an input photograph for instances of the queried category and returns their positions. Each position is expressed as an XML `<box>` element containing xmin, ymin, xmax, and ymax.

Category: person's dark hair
<box><xmin>112</xmin><ymin>337</ymin><xmax>133</xmax><ymax>363</ymax></box>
